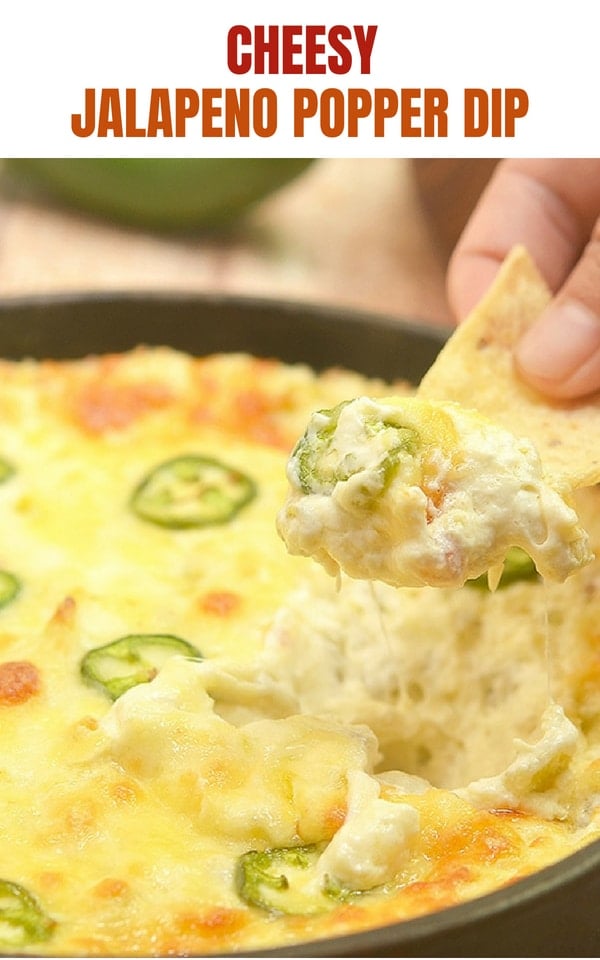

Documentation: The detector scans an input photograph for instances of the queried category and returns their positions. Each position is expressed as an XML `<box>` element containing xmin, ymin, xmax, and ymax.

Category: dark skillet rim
<box><xmin>0</xmin><ymin>288</ymin><xmax>440</xmax><ymax>339</ymax></box>
<box><xmin>0</xmin><ymin>289</ymin><xmax>447</xmax><ymax>374</ymax></box>
<box><xmin>0</xmin><ymin>291</ymin><xmax>599</xmax><ymax>957</ymax></box>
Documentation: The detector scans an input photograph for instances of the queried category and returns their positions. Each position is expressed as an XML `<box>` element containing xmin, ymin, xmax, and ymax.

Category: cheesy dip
<box><xmin>277</xmin><ymin>395</ymin><xmax>592</xmax><ymax>588</ymax></box>
<box><xmin>1</xmin><ymin>345</ymin><xmax>600</xmax><ymax>956</ymax></box>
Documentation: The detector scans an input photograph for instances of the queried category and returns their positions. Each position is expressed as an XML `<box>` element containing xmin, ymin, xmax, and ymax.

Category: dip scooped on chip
<box><xmin>277</xmin><ymin>248</ymin><xmax>599</xmax><ymax>589</ymax></box>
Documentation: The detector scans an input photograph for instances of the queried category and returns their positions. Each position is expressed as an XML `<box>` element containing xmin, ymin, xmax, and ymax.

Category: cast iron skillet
<box><xmin>0</xmin><ymin>292</ymin><xmax>599</xmax><ymax>958</ymax></box>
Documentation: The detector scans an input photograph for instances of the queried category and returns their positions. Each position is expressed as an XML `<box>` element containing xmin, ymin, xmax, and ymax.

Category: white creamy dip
<box><xmin>277</xmin><ymin>396</ymin><xmax>592</xmax><ymax>588</ymax></box>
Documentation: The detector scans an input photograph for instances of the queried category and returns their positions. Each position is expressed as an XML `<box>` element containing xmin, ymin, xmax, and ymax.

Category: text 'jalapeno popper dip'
<box><xmin>2</xmin><ymin>248</ymin><xmax>600</xmax><ymax>958</ymax></box>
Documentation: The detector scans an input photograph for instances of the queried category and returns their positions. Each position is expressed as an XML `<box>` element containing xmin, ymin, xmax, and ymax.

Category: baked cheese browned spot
<box><xmin>0</xmin><ymin>660</ymin><xmax>41</xmax><ymax>705</ymax></box>
<box><xmin>200</xmin><ymin>590</ymin><xmax>242</xmax><ymax>616</ymax></box>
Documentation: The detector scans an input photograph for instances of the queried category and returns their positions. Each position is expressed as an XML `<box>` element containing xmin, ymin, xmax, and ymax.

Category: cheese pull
<box><xmin>277</xmin><ymin>395</ymin><xmax>592</xmax><ymax>589</ymax></box>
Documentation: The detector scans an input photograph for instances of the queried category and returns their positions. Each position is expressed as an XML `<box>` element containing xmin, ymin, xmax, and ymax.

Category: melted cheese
<box><xmin>313</xmin><ymin>770</ymin><xmax>420</xmax><ymax>889</ymax></box>
<box><xmin>277</xmin><ymin>396</ymin><xmax>592</xmax><ymax>587</ymax></box>
<box><xmin>0</xmin><ymin>347</ymin><xmax>599</xmax><ymax>956</ymax></box>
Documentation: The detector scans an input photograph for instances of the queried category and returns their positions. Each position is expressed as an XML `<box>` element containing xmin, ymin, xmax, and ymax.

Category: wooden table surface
<box><xmin>0</xmin><ymin>159</ymin><xmax>455</xmax><ymax>332</ymax></box>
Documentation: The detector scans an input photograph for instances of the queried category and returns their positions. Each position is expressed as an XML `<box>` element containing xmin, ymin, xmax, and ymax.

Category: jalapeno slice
<box><xmin>237</xmin><ymin>844</ymin><xmax>326</xmax><ymax>914</ymax></box>
<box><xmin>293</xmin><ymin>401</ymin><xmax>419</xmax><ymax>496</ymax></box>
<box><xmin>131</xmin><ymin>455</ymin><xmax>257</xmax><ymax>528</ymax></box>
<box><xmin>0</xmin><ymin>571</ymin><xmax>20</xmax><ymax>610</ymax></box>
<box><xmin>0</xmin><ymin>879</ymin><xmax>55</xmax><ymax>947</ymax></box>
<box><xmin>467</xmin><ymin>546</ymin><xmax>539</xmax><ymax>591</ymax></box>
<box><xmin>293</xmin><ymin>402</ymin><xmax>348</xmax><ymax>495</ymax></box>
<box><xmin>80</xmin><ymin>633</ymin><xmax>202</xmax><ymax>700</ymax></box>
<box><xmin>236</xmin><ymin>842</ymin><xmax>365</xmax><ymax>915</ymax></box>
<box><xmin>0</xmin><ymin>458</ymin><xmax>14</xmax><ymax>484</ymax></box>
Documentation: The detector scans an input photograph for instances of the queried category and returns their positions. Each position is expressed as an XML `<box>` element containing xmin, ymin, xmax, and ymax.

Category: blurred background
<box><xmin>0</xmin><ymin>158</ymin><xmax>498</xmax><ymax>329</ymax></box>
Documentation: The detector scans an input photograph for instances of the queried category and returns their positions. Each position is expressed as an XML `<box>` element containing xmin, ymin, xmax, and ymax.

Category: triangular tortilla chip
<box><xmin>419</xmin><ymin>246</ymin><xmax>600</xmax><ymax>488</ymax></box>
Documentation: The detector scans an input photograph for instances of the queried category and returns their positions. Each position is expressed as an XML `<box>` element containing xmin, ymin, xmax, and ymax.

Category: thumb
<box><xmin>516</xmin><ymin>226</ymin><xmax>600</xmax><ymax>399</ymax></box>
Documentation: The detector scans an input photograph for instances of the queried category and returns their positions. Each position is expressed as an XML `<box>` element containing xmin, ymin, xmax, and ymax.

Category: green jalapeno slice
<box><xmin>80</xmin><ymin>633</ymin><xmax>202</xmax><ymax>700</ymax></box>
<box><xmin>0</xmin><ymin>879</ymin><xmax>55</xmax><ymax>947</ymax></box>
<box><xmin>293</xmin><ymin>402</ymin><xmax>419</xmax><ymax>496</ymax></box>
<box><xmin>237</xmin><ymin>843</ymin><xmax>365</xmax><ymax>915</ymax></box>
<box><xmin>0</xmin><ymin>571</ymin><xmax>21</xmax><ymax>610</ymax></box>
<box><xmin>131</xmin><ymin>455</ymin><xmax>257</xmax><ymax>528</ymax></box>
<box><xmin>0</xmin><ymin>459</ymin><xmax>14</xmax><ymax>484</ymax></box>
<box><xmin>467</xmin><ymin>546</ymin><xmax>539</xmax><ymax>591</ymax></box>
<box><xmin>293</xmin><ymin>402</ymin><xmax>349</xmax><ymax>495</ymax></box>
<box><xmin>237</xmin><ymin>844</ymin><xmax>327</xmax><ymax>914</ymax></box>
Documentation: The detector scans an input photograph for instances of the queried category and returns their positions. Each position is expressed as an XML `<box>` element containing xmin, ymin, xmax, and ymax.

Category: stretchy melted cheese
<box><xmin>1</xmin><ymin>347</ymin><xmax>600</xmax><ymax>957</ymax></box>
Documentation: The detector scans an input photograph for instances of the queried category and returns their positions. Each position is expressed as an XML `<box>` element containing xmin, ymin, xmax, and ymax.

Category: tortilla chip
<box><xmin>419</xmin><ymin>246</ymin><xmax>600</xmax><ymax>489</ymax></box>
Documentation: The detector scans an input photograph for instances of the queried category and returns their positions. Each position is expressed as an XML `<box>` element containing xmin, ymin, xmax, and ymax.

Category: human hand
<box><xmin>447</xmin><ymin>159</ymin><xmax>600</xmax><ymax>399</ymax></box>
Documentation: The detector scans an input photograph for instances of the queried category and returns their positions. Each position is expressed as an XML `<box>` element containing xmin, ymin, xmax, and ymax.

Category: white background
<box><xmin>2</xmin><ymin>0</ymin><xmax>595</xmax><ymax>157</ymax></box>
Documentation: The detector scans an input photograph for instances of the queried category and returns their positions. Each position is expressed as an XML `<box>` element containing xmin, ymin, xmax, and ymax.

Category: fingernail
<box><xmin>517</xmin><ymin>301</ymin><xmax>600</xmax><ymax>382</ymax></box>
